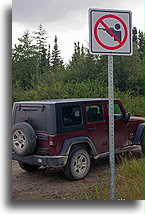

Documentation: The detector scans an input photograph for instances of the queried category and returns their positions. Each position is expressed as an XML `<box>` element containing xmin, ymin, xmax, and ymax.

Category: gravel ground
<box><xmin>12</xmin><ymin>147</ymin><xmax>142</xmax><ymax>200</ymax></box>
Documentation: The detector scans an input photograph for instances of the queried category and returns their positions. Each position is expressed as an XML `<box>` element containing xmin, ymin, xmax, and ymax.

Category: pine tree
<box><xmin>33</xmin><ymin>24</ymin><xmax>48</xmax><ymax>73</ymax></box>
<box><xmin>47</xmin><ymin>44</ymin><xmax>51</xmax><ymax>69</ymax></box>
<box><xmin>138</xmin><ymin>30</ymin><xmax>144</xmax><ymax>59</ymax></box>
<box><xmin>77</xmin><ymin>41</ymin><xmax>80</xmax><ymax>55</ymax></box>
<box><xmin>12</xmin><ymin>30</ymin><xmax>38</xmax><ymax>89</ymax></box>
<box><xmin>71</xmin><ymin>42</ymin><xmax>81</xmax><ymax>64</ymax></box>
<box><xmin>132</xmin><ymin>27</ymin><xmax>138</xmax><ymax>45</ymax></box>
<box><xmin>51</xmin><ymin>35</ymin><xmax>63</xmax><ymax>70</ymax></box>
<box><xmin>33</xmin><ymin>24</ymin><xmax>47</xmax><ymax>52</ymax></box>
<box><xmin>81</xmin><ymin>44</ymin><xmax>85</xmax><ymax>56</ymax></box>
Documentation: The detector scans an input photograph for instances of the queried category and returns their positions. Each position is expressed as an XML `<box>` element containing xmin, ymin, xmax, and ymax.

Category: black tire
<box><xmin>19</xmin><ymin>161</ymin><xmax>40</xmax><ymax>172</ymax></box>
<box><xmin>12</xmin><ymin>122</ymin><xmax>36</xmax><ymax>156</ymax></box>
<box><xmin>64</xmin><ymin>148</ymin><xmax>90</xmax><ymax>181</ymax></box>
<box><xmin>141</xmin><ymin>139</ymin><xmax>144</xmax><ymax>156</ymax></box>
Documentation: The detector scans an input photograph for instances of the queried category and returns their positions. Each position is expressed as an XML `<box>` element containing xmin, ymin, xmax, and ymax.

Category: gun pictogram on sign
<box><xmin>98</xmin><ymin>24</ymin><xmax>121</xmax><ymax>42</ymax></box>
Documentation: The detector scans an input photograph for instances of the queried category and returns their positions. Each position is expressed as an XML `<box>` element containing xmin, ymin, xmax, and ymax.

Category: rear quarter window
<box><xmin>62</xmin><ymin>106</ymin><xmax>82</xmax><ymax>127</ymax></box>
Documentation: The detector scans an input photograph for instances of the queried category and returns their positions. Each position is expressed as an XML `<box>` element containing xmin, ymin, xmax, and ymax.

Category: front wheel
<box><xmin>141</xmin><ymin>139</ymin><xmax>144</xmax><ymax>156</ymax></box>
<box><xmin>64</xmin><ymin>148</ymin><xmax>90</xmax><ymax>181</ymax></box>
<box><xmin>19</xmin><ymin>161</ymin><xmax>41</xmax><ymax>172</ymax></box>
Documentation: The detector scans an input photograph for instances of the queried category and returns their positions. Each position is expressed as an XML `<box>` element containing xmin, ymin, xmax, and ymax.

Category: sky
<box><xmin>12</xmin><ymin>0</ymin><xmax>144</xmax><ymax>63</ymax></box>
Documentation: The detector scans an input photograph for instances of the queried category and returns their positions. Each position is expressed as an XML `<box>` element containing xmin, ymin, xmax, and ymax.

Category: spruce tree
<box><xmin>132</xmin><ymin>27</ymin><xmax>138</xmax><ymax>45</ymax></box>
<box><xmin>138</xmin><ymin>30</ymin><xmax>144</xmax><ymax>60</ymax></box>
<box><xmin>33</xmin><ymin>24</ymin><xmax>48</xmax><ymax>73</ymax></box>
<box><xmin>51</xmin><ymin>35</ymin><xmax>63</xmax><ymax>70</ymax></box>
<box><xmin>47</xmin><ymin>44</ymin><xmax>51</xmax><ymax>69</ymax></box>
<box><xmin>12</xmin><ymin>30</ymin><xmax>38</xmax><ymax>89</ymax></box>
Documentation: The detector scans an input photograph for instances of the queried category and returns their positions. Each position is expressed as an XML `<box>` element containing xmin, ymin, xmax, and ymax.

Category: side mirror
<box><xmin>123</xmin><ymin>112</ymin><xmax>130</xmax><ymax>121</ymax></box>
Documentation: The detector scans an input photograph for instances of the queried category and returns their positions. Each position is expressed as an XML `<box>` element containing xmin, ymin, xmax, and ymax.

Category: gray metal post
<box><xmin>108</xmin><ymin>54</ymin><xmax>115</xmax><ymax>200</ymax></box>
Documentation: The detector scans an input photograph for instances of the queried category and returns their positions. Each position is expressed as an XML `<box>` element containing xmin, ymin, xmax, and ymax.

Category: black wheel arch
<box><xmin>60</xmin><ymin>136</ymin><xmax>98</xmax><ymax>157</ymax></box>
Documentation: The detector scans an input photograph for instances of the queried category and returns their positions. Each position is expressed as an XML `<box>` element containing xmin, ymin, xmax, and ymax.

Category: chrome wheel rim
<box><xmin>13</xmin><ymin>130</ymin><xmax>26</xmax><ymax>151</ymax></box>
<box><xmin>73</xmin><ymin>154</ymin><xmax>88</xmax><ymax>175</ymax></box>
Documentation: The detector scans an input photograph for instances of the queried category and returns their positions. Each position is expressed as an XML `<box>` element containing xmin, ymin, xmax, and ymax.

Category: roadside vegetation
<box><xmin>78</xmin><ymin>155</ymin><xmax>144</xmax><ymax>200</ymax></box>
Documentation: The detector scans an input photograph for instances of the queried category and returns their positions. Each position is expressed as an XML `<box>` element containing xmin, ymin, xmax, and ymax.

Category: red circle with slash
<box><xmin>94</xmin><ymin>14</ymin><xmax>128</xmax><ymax>50</ymax></box>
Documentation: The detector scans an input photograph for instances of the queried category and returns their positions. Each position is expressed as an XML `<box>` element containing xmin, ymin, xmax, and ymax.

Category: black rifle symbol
<box><xmin>98</xmin><ymin>24</ymin><xmax>121</xmax><ymax>42</ymax></box>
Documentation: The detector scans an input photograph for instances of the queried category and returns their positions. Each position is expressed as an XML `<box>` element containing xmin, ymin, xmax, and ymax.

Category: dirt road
<box><xmin>12</xmin><ymin>148</ymin><xmax>142</xmax><ymax>200</ymax></box>
<box><xmin>12</xmin><ymin>157</ymin><xmax>111</xmax><ymax>200</ymax></box>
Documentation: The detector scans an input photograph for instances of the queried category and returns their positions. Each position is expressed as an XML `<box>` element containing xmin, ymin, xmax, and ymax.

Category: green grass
<box><xmin>78</xmin><ymin>157</ymin><xmax>144</xmax><ymax>200</ymax></box>
<box><xmin>115</xmin><ymin>158</ymin><xmax>143</xmax><ymax>200</ymax></box>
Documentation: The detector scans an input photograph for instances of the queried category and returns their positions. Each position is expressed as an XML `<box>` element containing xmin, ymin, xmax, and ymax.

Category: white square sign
<box><xmin>89</xmin><ymin>9</ymin><xmax>132</xmax><ymax>55</ymax></box>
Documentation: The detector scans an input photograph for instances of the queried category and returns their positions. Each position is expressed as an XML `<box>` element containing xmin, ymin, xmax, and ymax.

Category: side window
<box><xmin>62</xmin><ymin>106</ymin><xmax>82</xmax><ymax>127</ymax></box>
<box><xmin>86</xmin><ymin>104</ymin><xmax>104</xmax><ymax>123</ymax></box>
<box><xmin>114</xmin><ymin>103</ymin><xmax>124</xmax><ymax>120</ymax></box>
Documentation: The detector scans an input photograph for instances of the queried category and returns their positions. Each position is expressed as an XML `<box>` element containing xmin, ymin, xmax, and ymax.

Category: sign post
<box><xmin>89</xmin><ymin>8</ymin><xmax>132</xmax><ymax>200</ymax></box>
<box><xmin>108</xmin><ymin>54</ymin><xmax>115</xmax><ymax>200</ymax></box>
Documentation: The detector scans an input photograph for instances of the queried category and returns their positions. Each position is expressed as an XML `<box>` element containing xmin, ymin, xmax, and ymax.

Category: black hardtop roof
<box><xmin>15</xmin><ymin>98</ymin><xmax>120</xmax><ymax>105</ymax></box>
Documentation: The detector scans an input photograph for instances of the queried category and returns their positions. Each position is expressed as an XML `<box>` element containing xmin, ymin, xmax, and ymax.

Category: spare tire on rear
<box><xmin>12</xmin><ymin>122</ymin><xmax>36</xmax><ymax>156</ymax></box>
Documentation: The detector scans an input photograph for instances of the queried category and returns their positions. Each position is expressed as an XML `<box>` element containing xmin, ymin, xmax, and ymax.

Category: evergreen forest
<box><xmin>12</xmin><ymin>25</ymin><xmax>144</xmax><ymax>116</ymax></box>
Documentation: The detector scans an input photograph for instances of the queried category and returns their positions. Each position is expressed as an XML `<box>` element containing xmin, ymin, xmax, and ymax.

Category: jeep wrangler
<box><xmin>12</xmin><ymin>98</ymin><xmax>144</xmax><ymax>180</ymax></box>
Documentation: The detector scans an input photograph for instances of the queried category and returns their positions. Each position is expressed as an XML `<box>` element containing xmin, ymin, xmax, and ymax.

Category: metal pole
<box><xmin>108</xmin><ymin>55</ymin><xmax>115</xmax><ymax>200</ymax></box>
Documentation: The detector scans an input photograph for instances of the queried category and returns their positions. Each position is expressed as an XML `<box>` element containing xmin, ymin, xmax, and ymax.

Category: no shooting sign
<box><xmin>89</xmin><ymin>9</ymin><xmax>132</xmax><ymax>55</ymax></box>
<box><xmin>88</xmin><ymin>8</ymin><xmax>132</xmax><ymax>200</ymax></box>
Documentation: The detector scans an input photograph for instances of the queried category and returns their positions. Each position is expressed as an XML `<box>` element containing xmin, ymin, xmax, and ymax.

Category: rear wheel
<box><xmin>19</xmin><ymin>162</ymin><xmax>40</xmax><ymax>172</ymax></box>
<box><xmin>64</xmin><ymin>148</ymin><xmax>90</xmax><ymax>181</ymax></box>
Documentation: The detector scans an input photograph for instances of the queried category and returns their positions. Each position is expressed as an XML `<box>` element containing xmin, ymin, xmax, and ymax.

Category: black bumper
<box><xmin>12</xmin><ymin>152</ymin><xmax>68</xmax><ymax>167</ymax></box>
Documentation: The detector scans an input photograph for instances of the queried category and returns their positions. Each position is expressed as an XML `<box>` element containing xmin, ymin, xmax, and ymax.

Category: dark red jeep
<box><xmin>12</xmin><ymin>98</ymin><xmax>144</xmax><ymax>180</ymax></box>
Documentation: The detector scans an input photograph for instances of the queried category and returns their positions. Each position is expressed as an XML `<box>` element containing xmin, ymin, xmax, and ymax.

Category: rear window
<box><xmin>14</xmin><ymin>105</ymin><xmax>47</xmax><ymax>132</ymax></box>
<box><xmin>62</xmin><ymin>106</ymin><xmax>82</xmax><ymax>127</ymax></box>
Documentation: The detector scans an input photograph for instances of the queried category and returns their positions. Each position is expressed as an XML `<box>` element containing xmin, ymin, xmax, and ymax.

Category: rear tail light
<box><xmin>22</xmin><ymin>117</ymin><xmax>29</xmax><ymax>121</ymax></box>
<box><xmin>49</xmin><ymin>135</ymin><xmax>56</xmax><ymax>146</ymax></box>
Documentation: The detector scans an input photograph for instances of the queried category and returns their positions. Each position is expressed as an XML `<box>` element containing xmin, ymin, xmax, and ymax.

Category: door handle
<box><xmin>88</xmin><ymin>127</ymin><xmax>96</xmax><ymax>131</ymax></box>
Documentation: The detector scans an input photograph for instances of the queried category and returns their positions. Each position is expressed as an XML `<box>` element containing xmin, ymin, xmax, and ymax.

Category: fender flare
<box><xmin>60</xmin><ymin>136</ymin><xmax>98</xmax><ymax>156</ymax></box>
<box><xmin>133</xmin><ymin>123</ymin><xmax>145</xmax><ymax>145</ymax></box>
